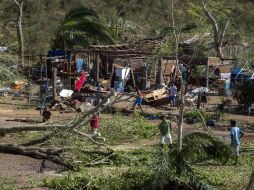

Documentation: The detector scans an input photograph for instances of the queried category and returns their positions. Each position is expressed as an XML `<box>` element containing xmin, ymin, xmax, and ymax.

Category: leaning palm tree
<box><xmin>52</xmin><ymin>7</ymin><xmax>114</xmax><ymax>48</ymax></box>
<box><xmin>152</xmin><ymin>132</ymin><xmax>231</xmax><ymax>190</ymax></box>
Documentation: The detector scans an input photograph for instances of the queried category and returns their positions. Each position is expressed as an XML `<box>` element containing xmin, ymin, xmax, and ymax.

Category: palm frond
<box><xmin>64</xmin><ymin>7</ymin><xmax>99</xmax><ymax>20</ymax></box>
<box><xmin>181</xmin><ymin>132</ymin><xmax>231</xmax><ymax>164</ymax></box>
<box><xmin>63</xmin><ymin>20</ymin><xmax>113</xmax><ymax>43</ymax></box>
<box><xmin>151</xmin><ymin>133</ymin><xmax>230</xmax><ymax>190</ymax></box>
<box><xmin>184</xmin><ymin>162</ymin><xmax>216</xmax><ymax>190</ymax></box>
<box><xmin>152</xmin><ymin>149</ymin><xmax>192</xmax><ymax>190</ymax></box>
<box><xmin>54</xmin><ymin>6</ymin><xmax>114</xmax><ymax>48</ymax></box>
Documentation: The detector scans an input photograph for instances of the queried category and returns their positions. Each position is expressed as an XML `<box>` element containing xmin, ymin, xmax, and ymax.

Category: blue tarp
<box><xmin>232</xmin><ymin>67</ymin><xmax>241</xmax><ymax>75</ymax></box>
<box><xmin>47</xmin><ymin>50</ymin><xmax>65</xmax><ymax>57</ymax></box>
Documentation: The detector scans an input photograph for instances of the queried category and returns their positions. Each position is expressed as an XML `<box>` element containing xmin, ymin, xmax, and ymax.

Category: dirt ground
<box><xmin>0</xmin><ymin>103</ymin><xmax>73</xmax><ymax>189</ymax></box>
<box><xmin>0</xmin><ymin>153</ymin><xmax>63</xmax><ymax>190</ymax></box>
<box><xmin>0</xmin><ymin>95</ymin><xmax>253</xmax><ymax>189</ymax></box>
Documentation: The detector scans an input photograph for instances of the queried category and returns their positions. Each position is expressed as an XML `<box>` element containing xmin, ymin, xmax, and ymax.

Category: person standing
<box><xmin>168</xmin><ymin>83</ymin><xmax>177</xmax><ymax>107</ymax></box>
<box><xmin>90</xmin><ymin>112</ymin><xmax>99</xmax><ymax>135</ymax></box>
<box><xmin>132</xmin><ymin>87</ymin><xmax>143</xmax><ymax>112</ymax></box>
<box><xmin>158</xmin><ymin>115</ymin><xmax>173</xmax><ymax>149</ymax></box>
<box><xmin>230</xmin><ymin>120</ymin><xmax>244</xmax><ymax>165</ymax></box>
<box><xmin>42</xmin><ymin>107</ymin><xmax>51</xmax><ymax>122</ymax></box>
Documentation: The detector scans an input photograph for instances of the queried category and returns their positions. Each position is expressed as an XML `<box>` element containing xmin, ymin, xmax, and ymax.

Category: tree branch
<box><xmin>72</xmin><ymin>129</ymin><xmax>107</xmax><ymax>147</ymax></box>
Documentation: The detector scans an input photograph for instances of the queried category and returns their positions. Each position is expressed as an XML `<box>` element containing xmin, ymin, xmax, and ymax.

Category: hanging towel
<box><xmin>76</xmin><ymin>58</ymin><xmax>84</xmax><ymax>72</ymax></box>
<box><xmin>75</xmin><ymin>71</ymin><xmax>86</xmax><ymax>92</ymax></box>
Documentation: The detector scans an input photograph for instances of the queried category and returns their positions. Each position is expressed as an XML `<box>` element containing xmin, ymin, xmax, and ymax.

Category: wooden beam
<box><xmin>52</xmin><ymin>67</ymin><xmax>57</xmax><ymax>100</ymax></box>
<box><xmin>96</xmin><ymin>53</ymin><xmax>100</xmax><ymax>82</ymax></box>
<box><xmin>0</xmin><ymin>125</ymin><xmax>69</xmax><ymax>135</ymax></box>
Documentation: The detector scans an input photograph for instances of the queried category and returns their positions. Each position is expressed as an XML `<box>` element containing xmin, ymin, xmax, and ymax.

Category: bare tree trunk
<box><xmin>171</xmin><ymin>0</ymin><xmax>184</xmax><ymax>152</ymax></box>
<box><xmin>201</xmin><ymin>0</ymin><xmax>230</xmax><ymax>59</ymax></box>
<box><xmin>13</xmin><ymin>0</ymin><xmax>24</xmax><ymax>67</ymax></box>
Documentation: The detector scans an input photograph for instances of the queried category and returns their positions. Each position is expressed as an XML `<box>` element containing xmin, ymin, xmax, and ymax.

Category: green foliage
<box><xmin>0</xmin><ymin>64</ymin><xmax>26</xmax><ymax>86</ymax></box>
<box><xmin>152</xmin><ymin>132</ymin><xmax>231</xmax><ymax>190</ymax></box>
<box><xmin>0</xmin><ymin>176</ymin><xmax>16</xmax><ymax>190</ymax></box>
<box><xmin>193</xmin><ymin>145</ymin><xmax>254</xmax><ymax>190</ymax></box>
<box><xmin>1</xmin><ymin>0</ymin><xmax>254</xmax><ymax>56</ymax></box>
<box><xmin>44</xmin><ymin>167</ymin><xmax>153</xmax><ymax>190</ymax></box>
<box><xmin>92</xmin><ymin>113</ymin><xmax>157</xmax><ymax>144</ymax></box>
<box><xmin>153</xmin><ymin>39</ymin><xmax>174</xmax><ymax>56</ymax></box>
<box><xmin>182</xmin><ymin>132</ymin><xmax>231</xmax><ymax>164</ymax></box>
<box><xmin>53</xmin><ymin>6</ymin><xmax>113</xmax><ymax>48</ymax></box>
<box><xmin>233</xmin><ymin>80</ymin><xmax>254</xmax><ymax>107</ymax></box>
<box><xmin>184</xmin><ymin>110</ymin><xmax>211</xmax><ymax>124</ymax></box>
<box><xmin>113</xmin><ymin>149</ymin><xmax>155</xmax><ymax>167</ymax></box>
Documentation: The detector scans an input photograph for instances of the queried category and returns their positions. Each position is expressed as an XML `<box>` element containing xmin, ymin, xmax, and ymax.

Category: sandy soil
<box><xmin>0</xmin><ymin>153</ymin><xmax>64</xmax><ymax>190</ymax></box>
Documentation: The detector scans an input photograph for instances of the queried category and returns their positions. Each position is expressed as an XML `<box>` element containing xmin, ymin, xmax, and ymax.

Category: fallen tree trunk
<box><xmin>20</xmin><ymin>132</ymin><xmax>55</xmax><ymax>146</ymax></box>
<box><xmin>0</xmin><ymin>143</ymin><xmax>72</xmax><ymax>168</ymax></box>
<box><xmin>0</xmin><ymin>90</ymin><xmax>120</xmax><ymax>170</ymax></box>
<box><xmin>0</xmin><ymin>125</ymin><xmax>69</xmax><ymax>135</ymax></box>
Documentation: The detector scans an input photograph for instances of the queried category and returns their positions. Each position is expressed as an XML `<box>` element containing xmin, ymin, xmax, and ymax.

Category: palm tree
<box><xmin>152</xmin><ymin>132</ymin><xmax>231</xmax><ymax>190</ymax></box>
<box><xmin>52</xmin><ymin>7</ymin><xmax>114</xmax><ymax>49</ymax></box>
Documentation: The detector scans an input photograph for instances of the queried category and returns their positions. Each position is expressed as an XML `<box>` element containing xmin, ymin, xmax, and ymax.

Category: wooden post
<box><xmin>68</xmin><ymin>51</ymin><xmax>72</xmax><ymax>89</ymax></box>
<box><xmin>206</xmin><ymin>59</ymin><xmax>209</xmax><ymax>89</ymax></box>
<box><xmin>154</xmin><ymin>61</ymin><xmax>157</xmax><ymax>82</ymax></box>
<box><xmin>52</xmin><ymin>67</ymin><xmax>57</xmax><ymax>100</ymax></box>
<box><xmin>106</xmin><ymin>57</ymin><xmax>109</xmax><ymax>79</ymax></box>
<box><xmin>156</xmin><ymin>58</ymin><xmax>163</xmax><ymax>84</ymax></box>
<box><xmin>96</xmin><ymin>53</ymin><xmax>100</xmax><ymax>83</ymax></box>
<box><xmin>45</xmin><ymin>57</ymin><xmax>48</xmax><ymax>79</ymax></box>
<box><xmin>141</xmin><ymin>65</ymin><xmax>147</xmax><ymax>90</ymax></box>
<box><xmin>27</xmin><ymin>55</ymin><xmax>30</xmax><ymax>77</ymax></box>
<box><xmin>130</xmin><ymin>63</ymin><xmax>136</xmax><ymax>88</ymax></box>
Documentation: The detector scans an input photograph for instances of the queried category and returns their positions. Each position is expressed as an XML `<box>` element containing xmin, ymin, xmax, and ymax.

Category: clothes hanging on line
<box><xmin>76</xmin><ymin>58</ymin><xmax>86</xmax><ymax>72</ymax></box>
<box><xmin>75</xmin><ymin>71</ymin><xmax>86</xmax><ymax>92</ymax></box>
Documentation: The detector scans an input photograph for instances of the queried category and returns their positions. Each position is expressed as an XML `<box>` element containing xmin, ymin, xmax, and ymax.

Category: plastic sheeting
<box><xmin>115</xmin><ymin>67</ymin><xmax>130</xmax><ymax>80</ymax></box>
<box><xmin>59</xmin><ymin>89</ymin><xmax>73</xmax><ymax>98</ymax></box>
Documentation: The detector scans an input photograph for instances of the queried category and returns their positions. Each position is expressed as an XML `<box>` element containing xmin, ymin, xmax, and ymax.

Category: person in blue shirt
<box><xmin>230</xmin><ymin>120</ymin><xmax>244</xmax><ymax>165</ymax></box>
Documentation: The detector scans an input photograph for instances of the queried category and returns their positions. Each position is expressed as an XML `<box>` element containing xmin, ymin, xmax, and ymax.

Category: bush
<box><xmin>233</xmin><ymin>80</ymin><xmax>254</xmax><ymax>108</ymax></box>
<box><xmin>184</xmin><ymin>110</ymin><xmax>211</xmax><ymax>124</ymax></box>
<box><xmin>43</xmin><ymin>167</ymin><xmax>154</xmax><ymax>190</ymax></box>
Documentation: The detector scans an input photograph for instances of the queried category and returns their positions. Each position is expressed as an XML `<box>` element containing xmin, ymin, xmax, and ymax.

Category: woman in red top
<box><xmin>90</xmin><ymin>112</ymin><xmax>99</xmax><ymax>134</ymax></box>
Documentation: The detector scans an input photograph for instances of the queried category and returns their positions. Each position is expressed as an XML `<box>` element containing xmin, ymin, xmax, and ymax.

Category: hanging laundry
<box><xmin>76</xmin><ymin>58</ymin><xmax>84</xmax><ymax>72</ymax></box>
<box><xmin>220</xmin><ymin>73</ymin><xmax>231</xmax><ymax>80</ymax></box>
<box><xmin>250</xmin><ymin>72</ymin><xmax>254</xmax><ymax>80</ymax></box>
<box><xmin>75</xmin><ymin>71</ymin><xmax>86</xmax><ymax>92</ymax></box>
